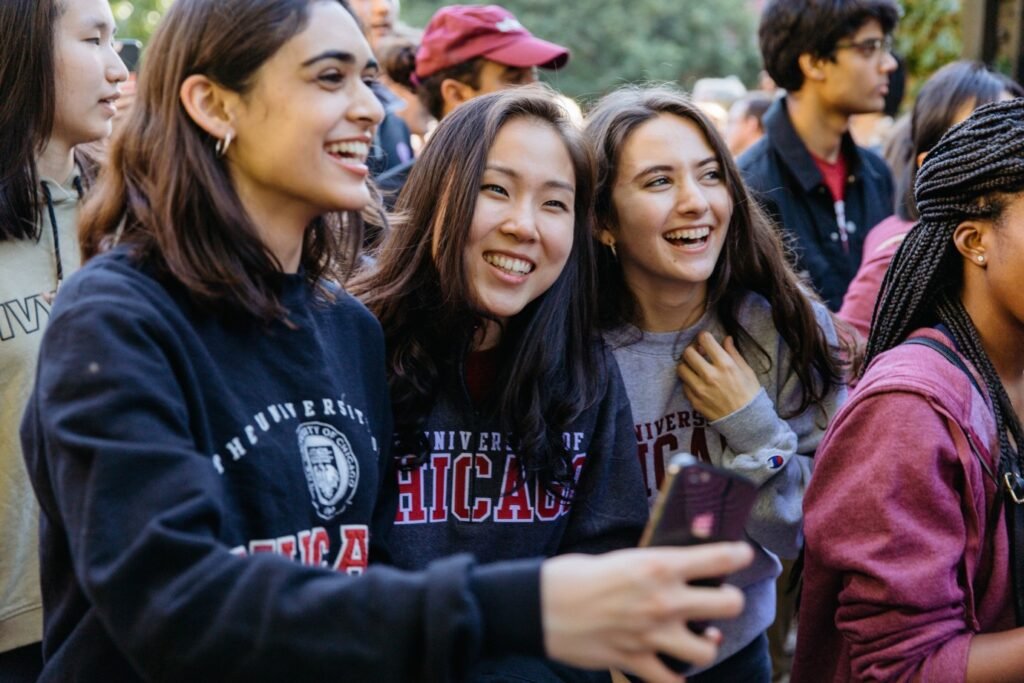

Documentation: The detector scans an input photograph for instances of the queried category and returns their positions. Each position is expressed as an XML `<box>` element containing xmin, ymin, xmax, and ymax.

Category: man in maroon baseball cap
<box><xmin>390</xmin><ymin>4</ymin><xmax>569</xmax><ymax>122</ymax></box>
<box><xmin>375</xmin><ymin>4</ymin><xmax>570</xmax><ymax>202</ymax></box>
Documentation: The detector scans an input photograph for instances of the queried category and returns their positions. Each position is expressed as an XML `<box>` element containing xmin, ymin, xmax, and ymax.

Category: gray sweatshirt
<box><xmin>604</xmin><ymin>290</ymin><xmax>845</xmax><ymax>671</ymax></box>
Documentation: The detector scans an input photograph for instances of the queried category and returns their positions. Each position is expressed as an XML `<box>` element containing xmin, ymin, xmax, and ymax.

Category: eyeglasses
<box><xmin>833</xmin><ymin>35</ymin><xmax>894</xmax><ymax>59</ymax></box>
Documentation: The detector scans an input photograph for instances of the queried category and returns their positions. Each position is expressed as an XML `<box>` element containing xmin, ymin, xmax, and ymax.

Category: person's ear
<box><xmin>597</xmin><ymin>227</ymin><xmax>619</xmax><ymax>256</ymax></box>
<box><xmin>798</xmin><ymin>53</ymin><xmax>828</xmax><ymax>83</ymax></box>
<box><xmin>915</xmin><ymin>150</ymin><xmax>929</xmax><ymax>169</ymax></box>
<box><xmin>179</xmin><ymin>74</ymin><xmax>239</xmax><ymax>142</ymax></box>
<box><xmin>952</xmin><ymin>219</ymin><xmax>990</xmax><ymax>266</ymax></box>
<box><xmin>440</xmin><ymin>78</ymin><xmax>477</xmax><ymax>115</ymax></box>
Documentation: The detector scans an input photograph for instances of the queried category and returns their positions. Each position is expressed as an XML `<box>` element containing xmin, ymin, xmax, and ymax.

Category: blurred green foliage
<box><xmin>114</xmin><ymin>0</ymin><xmax>974</xmax><ymax>102</ymax></box>
<box><xmin>112</xmin><ymin>0</ymin><xmax>174</xmax><ymax>42</ymax></box>
<box><xmin>896</xmin><ymin>0</ymin><xmax>963</xmax><ymax>99</ymax></box>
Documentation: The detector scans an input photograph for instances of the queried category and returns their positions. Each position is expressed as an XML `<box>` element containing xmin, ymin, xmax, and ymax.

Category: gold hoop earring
<box><xmin>215</xmin><ymin>130</ymin><xmax>234</xmax><ymax>157</ymax></box>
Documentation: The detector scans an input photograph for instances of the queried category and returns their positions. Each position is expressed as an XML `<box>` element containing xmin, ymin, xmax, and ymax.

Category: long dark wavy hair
<box><xmin>0</xmin><ymin>0</ymin><xmax>59</xmax><ymax>240</ymax></box>
<box><xmin>866</xmin><ymin>98</ymin><xmax>1024</xmax><ymax>472</ymax></box>
<box><xmin>353</xmin><ymin>85</ymin><xmax>599</xmax><ymax>492</ymax></box>
<box><xmin>586</xmin><ymin>85</ymin><xmax>844</xmax><ymax>419</ymax></box>
<box><xmin>79</xmin><ymin>0</ymin><xmax>371</xmax><ymax>322</ymax></box>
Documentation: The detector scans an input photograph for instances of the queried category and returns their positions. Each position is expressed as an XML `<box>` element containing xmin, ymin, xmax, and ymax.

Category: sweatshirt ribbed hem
<box><xmin>0</xmin><ymin>605</ymin><xmax>43</xmax><ymax>653</ymax></box>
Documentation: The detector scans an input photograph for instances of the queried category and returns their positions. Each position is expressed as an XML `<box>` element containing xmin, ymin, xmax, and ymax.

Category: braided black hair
<box><xmin>866</xmin><ymin>97</ymin><xmax>1024</xmax><ymax>474</ymax></box>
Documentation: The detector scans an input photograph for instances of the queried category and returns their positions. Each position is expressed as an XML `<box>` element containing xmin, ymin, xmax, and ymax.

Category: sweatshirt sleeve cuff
<box><xmin>469</xmin><ymin>558</ymin><xmax>545</xmax><ymax>658</ymax></box>
<box><xmin>710</xmin><ymin>388</ymin><xmax>786</xmax><ymax>453</ymax></box>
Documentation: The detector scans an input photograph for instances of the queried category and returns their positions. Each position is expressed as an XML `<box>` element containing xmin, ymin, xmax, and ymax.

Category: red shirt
<box><xmin>465</xmin><ymin>346</ymin><xmax>501</xmax><ymax>405</ymax></box>
<box><xmin>812</xmin><ymin>152</ymin><xmax>854</xmax><ymax>252</ymax></box>
<box><xmin>811</xmin><ymin>152</ymin><xmax>848</xmax><ymax>202</ymax></box>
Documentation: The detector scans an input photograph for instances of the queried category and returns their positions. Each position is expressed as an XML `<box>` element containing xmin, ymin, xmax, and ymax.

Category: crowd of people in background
<box><xmin>3</xmin><ymin>0</ymin><xmax>1024</xmax><ymax>681</ymax></box>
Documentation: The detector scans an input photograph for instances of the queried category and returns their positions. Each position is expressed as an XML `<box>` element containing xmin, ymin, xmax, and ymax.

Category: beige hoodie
<box><xmin>0</xmin><ymin>169</ymin><xmax>82</xmax><ymax>653</ymax></box>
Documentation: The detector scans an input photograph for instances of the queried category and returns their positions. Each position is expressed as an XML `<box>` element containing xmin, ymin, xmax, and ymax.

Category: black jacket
<box><xmin>376</xmin><ymin>157</ymin><xmax>413</xmax><ymax>212</ymax></box>
<box><xmin>368</xmin><ymin>82</ymin><xmax>413</xmax><ymax>177</ymax></box>
<box><xmin>738</xmin><ymin>97</ymin><xmax>894</xmax><ymax>310</ymax></box>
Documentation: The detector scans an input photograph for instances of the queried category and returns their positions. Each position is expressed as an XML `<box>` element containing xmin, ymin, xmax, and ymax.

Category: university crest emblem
<box><xmin>297</xmin><ymin>422</ymin><xmax>359</xmax><ymax>519</ymax></box>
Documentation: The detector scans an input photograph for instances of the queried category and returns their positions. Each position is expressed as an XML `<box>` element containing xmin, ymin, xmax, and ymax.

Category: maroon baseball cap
<box><xmin>414</xmin><ymin>4</ymin><xmax>570</xmax><ymax>80</ymax></box>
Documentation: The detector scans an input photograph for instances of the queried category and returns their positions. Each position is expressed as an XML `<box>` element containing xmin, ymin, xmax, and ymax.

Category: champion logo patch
<box><xmin>767</xmin><ymin>455</ymin><xmax>785</xmax><ymax>469</ymax></box>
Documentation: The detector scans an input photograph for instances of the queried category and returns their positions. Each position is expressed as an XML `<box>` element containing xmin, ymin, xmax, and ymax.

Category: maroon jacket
<box><xmin>793</xmin><ymin>328</ymin><xmax>1014</xmax><ymax>682</ymax></box>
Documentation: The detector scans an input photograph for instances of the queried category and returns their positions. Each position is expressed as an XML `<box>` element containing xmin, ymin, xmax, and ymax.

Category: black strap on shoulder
<box><xmin>903</xmin><ymin>337</ymin><xmax>991</xmax><ymax>481</ymax></box>
<box><xmin>902</xmin><ymin>335</ymin><xmax>1024</xmax><ymax>625</ymax></box>
<box><xmin>903</xmin><ymin>336</ymin><xmax>985</xmax><ymax>397</ymax></box>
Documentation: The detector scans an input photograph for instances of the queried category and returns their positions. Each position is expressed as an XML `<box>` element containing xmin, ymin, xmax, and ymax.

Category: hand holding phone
<box><xmin>639</xmin><ymin>452</ymin><xmax>757</xmax><ymax>675</ymax></box>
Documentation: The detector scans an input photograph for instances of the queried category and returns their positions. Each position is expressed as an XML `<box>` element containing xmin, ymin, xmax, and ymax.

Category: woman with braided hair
<box><xmin>793</xmin><ymin>97</ymin><xmax>1024</xmax><ymax>682</ymax></box>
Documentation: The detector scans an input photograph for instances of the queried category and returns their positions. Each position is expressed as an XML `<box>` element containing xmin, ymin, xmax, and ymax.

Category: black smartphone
<box><xmin>639</xmin><ymin>452</ymin><xmax>757</xmax><ymax>675</ymax></box>
<box><xmin>115</xmin><ymin>39</ymin><xmax>143</xmax><ymax>72</ymax></box>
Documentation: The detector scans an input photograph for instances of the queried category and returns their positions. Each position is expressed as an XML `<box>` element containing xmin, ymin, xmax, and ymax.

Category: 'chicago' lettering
<box><xmin>636</xmin><ymin>423</ymin><xmax>726</xmax><ymax>497</ymax></box>
<box><xmin>395</xmin><ymin>452</ymin><xmax>587</xmax><ymax>525</ymax></box>
<box><xmin>233</xmin><ymin>524</ymin><xmax>368</xmax><ymax>575</ymax></box>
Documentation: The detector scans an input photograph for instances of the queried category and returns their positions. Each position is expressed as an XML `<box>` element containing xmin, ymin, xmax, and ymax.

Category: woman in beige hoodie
<box><xmin>0</xmin><ymin>0</ymin><xmax>127</xmax><ymax>678</ymax></box>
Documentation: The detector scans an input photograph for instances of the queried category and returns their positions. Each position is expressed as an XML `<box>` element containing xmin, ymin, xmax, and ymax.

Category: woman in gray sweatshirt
<box><xmin>585</xmin><ymin>85</ymin><xmax>847</xmax><ymax>682</ymax></box>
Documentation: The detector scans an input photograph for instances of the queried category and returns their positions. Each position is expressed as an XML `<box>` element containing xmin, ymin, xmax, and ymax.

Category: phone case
<box><xmin>640</xmin><ymin>452</ymin><xmax>757</xmax><ymax>548</ymax></box>
<box><xmin>638</xmin><ymin>453</ymin><xmax>759</xmax><ymax>676</ymax></box>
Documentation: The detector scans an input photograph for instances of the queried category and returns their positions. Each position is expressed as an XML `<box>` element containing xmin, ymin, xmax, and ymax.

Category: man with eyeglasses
<box><xmin>739</xmin><ymin>0</ymin><xmax>900</xmax><ymax>313</ymax></box>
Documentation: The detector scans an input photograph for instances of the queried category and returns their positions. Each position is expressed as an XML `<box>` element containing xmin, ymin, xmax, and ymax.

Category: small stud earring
<box><xmin>977</xmin><ymin>254</ymin><xmax>986</xmax><ymax>264</ymax></box>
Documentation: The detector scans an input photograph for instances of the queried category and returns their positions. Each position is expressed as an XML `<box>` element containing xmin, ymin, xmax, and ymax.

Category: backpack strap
<box><xmin>903</xmin><ymin>336</ymin><xmax>984</xmax><ymax>397</ymax></box>
<box><xmin>902</xmin><ymin>335</ymin><xmax>1024</xmax><ymax>625</ymax></box>
<box><xmin>902</xmin><ymin>337</ymin><xmax>994</xmax><ymax>477</ymax></box>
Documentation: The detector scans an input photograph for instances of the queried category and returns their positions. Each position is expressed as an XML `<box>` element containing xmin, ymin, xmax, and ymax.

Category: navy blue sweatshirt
<box><xmin>20</xmin><ymin>248</ymin><xmax>544</xmax><ymax>682</ymax></box>
<box><xmin>377</xmin><ymin>348</ymin><xmax>649</xmax><ymax>570</ymax></box>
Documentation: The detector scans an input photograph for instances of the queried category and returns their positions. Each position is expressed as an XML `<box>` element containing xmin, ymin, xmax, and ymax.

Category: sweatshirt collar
<box><xmin>38</xmin><ymin>165</ymin><xmax>84</xmax><ymax>205</ymax></box>
<box><xmin>606</xmin><ymin>308</ymin><xmax>716</xmax><ymax>358</ymax></box>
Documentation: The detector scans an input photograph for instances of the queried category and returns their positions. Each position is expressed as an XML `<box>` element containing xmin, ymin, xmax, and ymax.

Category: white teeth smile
<box><xmin>484</xmin><ymin>253</ymin><xmax>533</xmax><ymax>275</ymax></box>
<box><xmin>665</xmin><ymin>226</ymin><xmax>710</xmax><ymax>243</ymax></box>
<box><xmin>326</xmin><ymin>140</ymin><xmax>370</xmax><ymax>163</ymax></box>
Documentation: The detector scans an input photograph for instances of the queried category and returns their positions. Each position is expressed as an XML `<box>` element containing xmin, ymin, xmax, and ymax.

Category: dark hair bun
<box><xmin>378</xmin><ymin>39</ymin><xmax>418</xmax><ymax>91</ymax></box>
